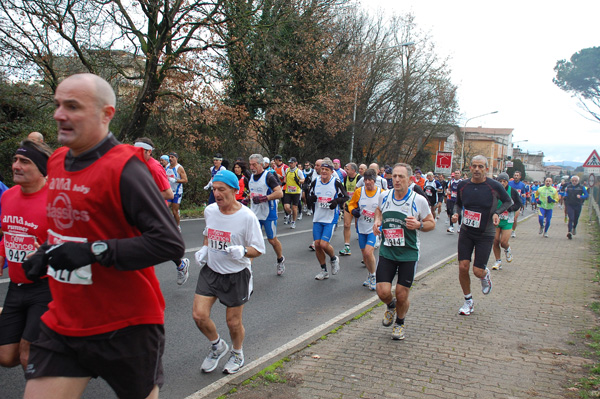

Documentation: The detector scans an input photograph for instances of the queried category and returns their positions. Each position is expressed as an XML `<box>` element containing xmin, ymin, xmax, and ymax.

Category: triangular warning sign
<box><xmin>583</xmin><ymin>149</ymin><xmax>600</xmax><ymax>167</ymax></box>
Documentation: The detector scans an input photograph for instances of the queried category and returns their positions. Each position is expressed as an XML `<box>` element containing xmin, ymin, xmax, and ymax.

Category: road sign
<box><xmin>435</xmin><ymin>151</ymin><xmax>452</xmax><ymax>174</ymax></box>
<box><xmin>583</xmin><ymin>149</ymin><xmax>600</xmax><ymax>174</ymax></box>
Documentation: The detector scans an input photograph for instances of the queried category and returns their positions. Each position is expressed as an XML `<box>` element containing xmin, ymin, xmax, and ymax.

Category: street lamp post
<box><xmin>349</xmin><ymin>41</ymin><xmax>415</xmax><ymax>162</ymax></box>
<box><xmin>459</xmin><ymin>110</ymin><xmax>498</xmax><ymax>170</ymax></box>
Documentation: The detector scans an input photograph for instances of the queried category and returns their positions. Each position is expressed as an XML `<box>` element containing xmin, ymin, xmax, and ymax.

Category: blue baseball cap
<box><xmin>212</xmin><ymin>170</ymin><xmax>240</xmax><ymax>190</ymax></box>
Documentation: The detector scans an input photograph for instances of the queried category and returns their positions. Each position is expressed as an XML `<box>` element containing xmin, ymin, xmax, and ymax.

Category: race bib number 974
<box><xmin>463</xmin><ymin>210</ymin><xmax>482</xmax><ymax>228</ymax></box>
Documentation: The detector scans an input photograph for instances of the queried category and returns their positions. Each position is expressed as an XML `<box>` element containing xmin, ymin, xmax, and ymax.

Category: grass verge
<box><xmin>571</xmin><ymin>206</ymin><xmax>600</xmax><ymax>398</ymax></box>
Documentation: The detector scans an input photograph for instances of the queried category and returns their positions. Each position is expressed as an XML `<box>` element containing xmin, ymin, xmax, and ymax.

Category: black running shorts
<box><xmin>457</xmin><ymin>228</ymin><xmax>494</xmax><ymax>269</ymax></box>
<box><xmin>376</xmin><ymin>256</ymin><xmax>418</xmax><ymax>288</ymax></box>
<box><xmin>195</xmin><ymin>265</ymin><xmax>252</xmax><ymax>307</ymax></box>
<box><xmin>26</xmin><ymin>323</ymin><xmax>165</xmax><ymax>399</ymax></box>
<box><xmin>0</xmin><ymin>280</ymin><xmax>51</xmax><ymax>345</ymax></box>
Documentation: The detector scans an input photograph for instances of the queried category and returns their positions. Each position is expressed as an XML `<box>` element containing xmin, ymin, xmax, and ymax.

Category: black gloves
<box><xmin>351</xmin><ymin>208</ymin><xmax>361</xmax><ymax>218</ymax></box>
<box><xmin>252</xmin><ymin>195</ymin><xmax>269</xmax><ymax>204</ymax></box>
<box><xmin>547</xmin><ymin>196</ymin><xmax>556</xmax><ymax>203</ymax></box>
<box><xmin>45</xmin><ymin>242</ymin><xmax>95</xmax><ymax>271</ymax></box>
<box><xmin>22</xmin><ymin>243</ymin><xmax>50</xmax><ymax>281</ymax></box>
<box><xmin>309</xmin><ymin>194</ymin><xmax>317</xmax><ymax>203</ymax></box>
<box><xmin>22</xmin><ymin>242</ymin><xmax>96</xmax><ymax>281</ymax></box>
<box><xmin>327</xmin><ymin>200</ymin><xmax>338</xmax><ymax>210</ymax></box>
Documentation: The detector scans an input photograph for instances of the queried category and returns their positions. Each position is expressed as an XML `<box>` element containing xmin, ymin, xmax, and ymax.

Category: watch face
<box><xmin>92</xmin><ymin>242</ymin><xmax>108</xmax><ymax>255</ymax></box>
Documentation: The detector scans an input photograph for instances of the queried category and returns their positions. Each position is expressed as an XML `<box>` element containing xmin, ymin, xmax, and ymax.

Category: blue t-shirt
<box><xmin>508</xmin><ymin>180</ymin><xmax>527</xmax><ymax>205</ymax></box>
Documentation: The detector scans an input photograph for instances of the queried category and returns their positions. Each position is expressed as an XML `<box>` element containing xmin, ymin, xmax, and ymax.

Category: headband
<box><xmin>134</xmin><ymin>142</ymin><xmax>153</xmax><ymax>151</ymax></box>
<box><xmin>16</xmin><ymin>144</ymin><xmax>48</xmax><ymax>177</ymax></box>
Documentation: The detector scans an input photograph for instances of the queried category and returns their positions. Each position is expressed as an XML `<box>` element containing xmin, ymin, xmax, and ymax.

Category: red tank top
<box><xmin>42</xmin><ymin>145</ymin><xmax>165</xmax><ymax>336</ymax></box>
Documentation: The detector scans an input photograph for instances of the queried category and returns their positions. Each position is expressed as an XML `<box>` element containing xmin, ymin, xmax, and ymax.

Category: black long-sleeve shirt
<box><xmin>63</xmin><ymin>133</ymin><xmax>185</xmax><ymax>270</ymax></box>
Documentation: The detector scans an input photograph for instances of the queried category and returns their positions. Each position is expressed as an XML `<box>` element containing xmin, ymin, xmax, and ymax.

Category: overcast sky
<box><xmin>362</xmin><ymin>0</ymin><xmax>599</xmax><ymax>163</ymax></box>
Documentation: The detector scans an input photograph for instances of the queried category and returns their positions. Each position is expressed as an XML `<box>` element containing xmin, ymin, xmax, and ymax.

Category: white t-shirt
<box><xmin>203</xmin><ymin>203</ymin><xmax>266</xmax><ymax>274</ymax></box>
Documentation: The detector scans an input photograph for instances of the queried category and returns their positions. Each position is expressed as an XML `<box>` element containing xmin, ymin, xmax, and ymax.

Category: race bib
<box><xmin>3</xmin><ymin>232</ymin><xmax>36</xmax><ymax>263</ymax></box>
<box><xmin>318</xmin><ymin>196</ymin><xmax>332</xmax><ymax>209</ymax></box>
<box><xmin>463</xmin><ymin>210</ymin><xmax>482</xmax><ymax>228</ymax></box>
<box><xmin>287</xmin><ymin>186</ymin><xmax>298</xmax><ymax>193</ymax></box>
<box><xmin>383</xmin><ymin>228</ymin><xmax>405</xmax><ymax>247</ymax></box>
<box><xmin>46</xmin><ymin>229</ymin><xmax>93</xmax><ymax>285</ymax></box>
<box><xmin>361</xmin><ymin>209</ymin><xmax>375</xmax><ymax>223</ymax></box>
<box><xmin>451</xmin><ymin>191</ymin><xmax>457</xmax><ymax>198</ymax></box>
<box><xmin>499</xmin><ymin>211</ymin><xmax>510</xmax><ymax>221</ymax></box>
<box><xmin>208</xmin><ymin>228</ymin><xmax>231</xmax><ymax>251</ymax></box>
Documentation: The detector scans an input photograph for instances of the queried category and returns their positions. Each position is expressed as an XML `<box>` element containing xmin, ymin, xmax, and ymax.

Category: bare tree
<box><xmin>0</xmin><ymin>0</ymin><xmax>237</xmax><ymax>140</ymax></box>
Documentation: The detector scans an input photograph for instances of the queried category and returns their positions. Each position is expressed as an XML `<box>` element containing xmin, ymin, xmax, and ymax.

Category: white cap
<box><xmin>263</xmin><ymin>157</ymin><xmax>270</xmax><ymax>164</ymax></box>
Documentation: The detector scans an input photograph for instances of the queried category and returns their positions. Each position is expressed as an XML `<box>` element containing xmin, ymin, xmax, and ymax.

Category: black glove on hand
<box><xmin>308</xmin><ymin>194</ymin><xmax>317</xmax><ymax>203</ymax></box>
<box><xmin>328</xmin><ymin>200</ymin><xmax>338</xmax><ymax>210</ymax></box>
<box><xmin>351</xmin><ymin>208</ymin><xmax>361</xmax><ymax>218</ymax></box>
<box><xmin>240</xmin><ymin>197</ymin><xmax>250</xmax><ymax>206</ymax></box>
<box><xmin>22</xmin><ymin>243</ymin><xmax>51</xmax><ymax>281</ymax></box>
<box><xmin>45</xmin><ymin>242</ymin><xmax>95</xmax><ymax>271</ymax></box>
<box><xmin>252</xmin><ymin>195</ymin><xmax>269</xmax><ymax>204</ymax></box>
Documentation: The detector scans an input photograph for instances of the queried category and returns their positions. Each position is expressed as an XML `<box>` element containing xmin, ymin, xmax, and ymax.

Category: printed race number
<box><xmin>3</xmin><ymin>233</ymin><xmax>37</xmax><ymax>264</ymax></box>
<box><xmin>208</xmin><ymin>228</ymin><xmax>231</xmax><ymax>251</ymax></box>
<box><xmin>318</xmin><ymin>197</ymin><xmax>332</xmax><ymax>209</ymax></box>
<box><xmin>361</xmin><ymin>209</ymin><xmax>375</xmax><ymax>223</ymax></box>
<box><xmin>383</xmin><ymin>228</ymin><xmax>405</xmax><ymax>247</ymax></box>
<box><xmin>463</xmin><ymin>210</ymin><xmax>482</xmax><ymax>228</ymax></box>
<box><xmin>46</xmin><ymin>229</ymin><xmax>93</xmax><ymax>285</ymax></box>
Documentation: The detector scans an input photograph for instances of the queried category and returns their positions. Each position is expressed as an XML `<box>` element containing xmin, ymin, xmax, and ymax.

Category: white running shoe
<box><xmin>306</xmin><ymin>209</ymin><xmax>313</xmax><ymax>216</ymax></box>
<box><xmin>177</xmin><ymin>258</ymin><xmax>190</xmax><ymax>285</ymax></box>
<box><xmin>315</xmin><ymin>270</ymin><xmax>329</xmax><ymax>280</ymax></box>
<box><xmin>223</xmin><ymin>351</ymin><xmax>245</xmax><ymax>374</ymax></box>
<box><xmin>459</xmin><ymin>299</ymin><xmax>474</xmax><ymax>315</ymax></box>
<box><xmin>544</xmin><ymin>232</ymin><xmax>549</xmax><ymax>238</ymax></box>
<box><xmin>201</xmin><ymin>340</ymin><xmax>229</xmax><ymax>373</ymax></box>
<box><xmin>362</xmin><ymin>276</ymin><xmax>370</xmax><ymax>287</ymax></box>
<box><xmin>368</xmin><ymin>275</ymin><xmax>376</xmax><ymax>291</ymax></box>
<box><xmin>382</xmin><ymin>307</ymin><xmax>396</xmax><ymax>327</ymax></box>
<box><xmin>330</xmin><ymin>256</ymin><xmax>340</xmax><ymax>275</ymax></box>
<box><xmin>297</xmin><ymin>212</ymin><xmax>302</xmax><ymax>220</ymax></box>
<box><xmin>511</xmin><ymin>231</ymin><xmax>516</xmax><ymax>238</ymax></box>
<box><xmin>505</xmin><ymin>248</ymin><xmax>513</xmax><ymax>263</ymax></box>
<box><xmin>492</xmin><ymin>260</ymin><xmax>502</xmax><ymax>270</ymax></box>
<box><xmin>276</xmin><ymin>256</ymin><xmax>285</xmax><ymax>276</ymax></box>
<box><xmin>447</xmin><ymin>226</ymin><xmax>454</xmax><ymax>233</ymax></box>
<box><xmin>481</xmin><ymin>268</ymin><xmax>492</xmax><ymax>295</ymax></box>
<box><xmin>290</xmin><ymin>221</ymin><xmax>296</xmax><ymax>229</ymax></box>
<box><xmin>391</xmin><ymin>324</ymin><xmax>405</xmax><ymax>340</ymax></box>
<box><xmin>283</xmin><ymin>215</ymin><xmax>290</xmax><ymax>225</ymax></box>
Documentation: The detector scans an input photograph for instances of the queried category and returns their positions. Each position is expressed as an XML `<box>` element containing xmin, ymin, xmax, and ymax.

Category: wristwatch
<box><xmin>244</xmin><ymin>247</ymin><xmax>248</xmax><ymax>256</ymax></box>
<box><xmin>419</xmin><ymin>221</ymin><xmax>424</xmax><ymax>231</ymax></box>
<box><xmin>91</xmin><ymin>241</ymin><xmax>108</xmax><ymax>263</ymax></box>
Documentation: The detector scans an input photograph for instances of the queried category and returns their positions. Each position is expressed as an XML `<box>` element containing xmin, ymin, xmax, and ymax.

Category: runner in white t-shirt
<box><xmin>192</xmin><ymin>170</ymin><xmax>265</xmax><ymax>375</ymax></box>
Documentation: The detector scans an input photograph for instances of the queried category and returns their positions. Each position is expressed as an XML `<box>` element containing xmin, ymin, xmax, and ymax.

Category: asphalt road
<box><xmin>0</xmin><ymin>208</ymin><xmax>463</xmax><ymax>399</ymax></box>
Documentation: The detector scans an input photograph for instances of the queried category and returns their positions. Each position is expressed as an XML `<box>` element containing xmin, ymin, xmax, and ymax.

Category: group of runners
<box><xmin>0</xmin><ymin>71</ymin><xmax>593</xmax><ymax>398</ymax></box>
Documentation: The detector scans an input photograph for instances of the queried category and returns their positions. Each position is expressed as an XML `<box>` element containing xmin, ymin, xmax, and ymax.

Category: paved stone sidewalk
<box><xmin>223</xmin><ymin>214</ymin><xmax>596</xmax><ymax>398</ymax></box>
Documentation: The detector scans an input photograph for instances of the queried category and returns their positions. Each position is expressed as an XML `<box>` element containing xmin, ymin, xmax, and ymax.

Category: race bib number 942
<box><xmin>3</xmin><ymin>232</ymin><xmax>36</xmax><ymax>263</ymax></box>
